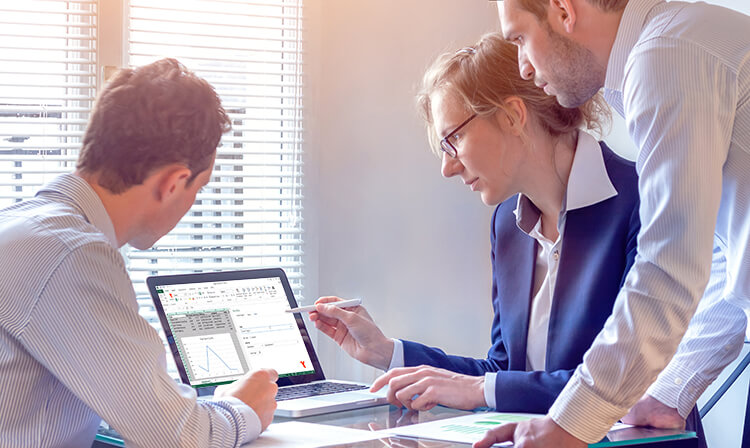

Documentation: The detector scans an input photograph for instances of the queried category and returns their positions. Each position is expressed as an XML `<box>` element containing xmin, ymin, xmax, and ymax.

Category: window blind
<box><xmin>0</xmin><ymin>0</ymin><xmax>97</xmax><ymax>205</ymax></box>
<box><xmin>125</xmin><ymin>0</ymin><xmax>306</xmax><ymax>346</ymax></box>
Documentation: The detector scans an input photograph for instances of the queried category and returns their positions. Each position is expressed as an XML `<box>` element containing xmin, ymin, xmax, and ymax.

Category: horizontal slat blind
<box><xmin>0</xmin><ymin>0</ymin><xmax>96</xmax><ymax>206</ymax></box>
<box><xmin>126</xmin><ymin>0</ymin><xmax>305</xmax><ymax>346</ymax></box>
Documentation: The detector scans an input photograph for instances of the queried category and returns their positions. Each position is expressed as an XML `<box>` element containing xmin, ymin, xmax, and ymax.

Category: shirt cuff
<box><xmin>548</xmin><ymin>373</ymin><xmax>629</xmax><ymax>444</ymax></box>
<box><xmin>218</xmin><ymin>396</ymin><xmax>262</xmax><ymax>444</ymax></box>
<box><xmin>388</xmin><ymin>339</ymin><xmax>405</xmax><ymax>370</ymax></box>
<box><xmin>646</xmin><ymin>361</ymin><xmax>712</xmax><ymax>419</ymax></box>
<box><xmin>483</xmin><ymin>372</ymin><xmax>497</xmax><ymax>408</ymax></box>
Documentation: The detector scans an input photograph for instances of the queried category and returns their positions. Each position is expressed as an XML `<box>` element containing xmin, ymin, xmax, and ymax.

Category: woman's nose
<box><xmin>441</xmin><ymin>152</ymin><xmax>462</xmax><ymax>178</ymax></box>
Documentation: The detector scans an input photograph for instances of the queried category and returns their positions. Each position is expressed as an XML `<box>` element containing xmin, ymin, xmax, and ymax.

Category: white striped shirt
<box><xmin>647</xmin><ymin>241</ymin><xmax>745</xmax><ymax>418</ymax></box>
<box><xmin>0</xmin><ymin>174</ymin><xmax>261</xmax><ymax>448</ymax></box>
<box><xmin>549</xmin><ymin>0</ymin><xmax>750</xmax><ymax>443</ymax></box>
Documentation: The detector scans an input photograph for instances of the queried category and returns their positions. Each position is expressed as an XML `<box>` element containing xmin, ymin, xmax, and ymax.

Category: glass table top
<box><xmin>96</xmin><ymin>403</ymin><xmax>697</xmax><ymax>447</ymax></box>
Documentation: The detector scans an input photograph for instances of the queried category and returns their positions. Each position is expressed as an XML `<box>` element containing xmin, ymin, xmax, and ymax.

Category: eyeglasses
<box><xmin>440</xmin><ymin>113</ymin><xmax>477</xmax><ymax>158</ymax></box>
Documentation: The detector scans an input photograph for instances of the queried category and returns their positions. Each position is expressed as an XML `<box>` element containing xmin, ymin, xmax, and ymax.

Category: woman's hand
<box><xmin>370</xmin><ymin>365</ymin><xmax>486</xmax><ymax>411</ymax></box>
<box><xmin>308</xmin><ymin>296</ymin><xmax>394</xmax><ymax>370</ymax></box>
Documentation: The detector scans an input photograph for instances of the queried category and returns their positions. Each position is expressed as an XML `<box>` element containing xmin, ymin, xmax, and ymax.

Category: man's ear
<box><xmin>549</xmin><ymin>0</ymin><xmax>577</xmax><ymax>34</ymax></box>
<box><xmin>498</xmin><ymin>96</ymin><xmax>528</xmax><ymax>136</ymax></box>
<box><xmin>152</xmin><ymin>165</ymin><xmax>192</xmax><ymax>202</ymax></box>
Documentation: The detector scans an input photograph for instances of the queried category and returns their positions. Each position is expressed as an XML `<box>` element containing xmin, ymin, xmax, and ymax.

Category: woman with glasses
<box><xmin>308</xmin><ymin>32</ymin><xmax>704</xmax><ymax>440</ymax></box>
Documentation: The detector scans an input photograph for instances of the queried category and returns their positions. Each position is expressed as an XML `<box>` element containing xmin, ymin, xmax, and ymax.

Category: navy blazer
<box><xmin>402</xmin><ymin>142</ymin><xmax>640</xmax><ymax>413</ymax></box>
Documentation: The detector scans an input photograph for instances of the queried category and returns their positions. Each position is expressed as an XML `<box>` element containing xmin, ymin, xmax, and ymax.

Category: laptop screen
<box><xmin>152</xmin><ymin>272</ymin><xmax>317</xmax><ymax>387</ymax></box>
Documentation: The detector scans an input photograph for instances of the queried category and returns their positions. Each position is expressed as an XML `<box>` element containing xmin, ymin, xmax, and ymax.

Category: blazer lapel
<box><xmin>495</xmin><ymin>224</ymin><xmax>537</xmax><ymax>371</ymax></box>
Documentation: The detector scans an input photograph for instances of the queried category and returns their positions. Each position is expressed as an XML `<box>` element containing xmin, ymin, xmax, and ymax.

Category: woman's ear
<box><xmin>498</xmin><ymin>96</ymin><xmax>528</xmax><ymax>136</ymax></box>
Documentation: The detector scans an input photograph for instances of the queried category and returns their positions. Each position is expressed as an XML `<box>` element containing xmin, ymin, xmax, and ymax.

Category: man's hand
<box><xmin>370</xmin><ymin>365</ymin><xmax>485</xmax><ymax>411</ymax></box>
<box><xmin>214</xmin><ymin>368</ymin><xmax>278</xmax><ymax>431</ymax></box>
<box><xmin>308</xmin><ymin>296</ymin><xmax>394</xmax><ymax>370</ymax></box>
<box><xmin>622</xmin><ymin>395</ymin><xmax>685</xmax><ymax>429</ymax></box>
<box><xmin>473</xmin><ymin>416</ymin><xmax>586</xmax><ymax>448</ymax></box>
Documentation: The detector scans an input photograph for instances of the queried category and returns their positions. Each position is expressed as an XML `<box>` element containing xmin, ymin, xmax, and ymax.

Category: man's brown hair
<box><xmin>517</xmin><ymin>0</ymin><xmax>628</xmax><ymax>21</ymax></box>
<box><xmin>77</xmin><ymin>58</ymin><xmax>231</xmax><ymax>193</ymax></box>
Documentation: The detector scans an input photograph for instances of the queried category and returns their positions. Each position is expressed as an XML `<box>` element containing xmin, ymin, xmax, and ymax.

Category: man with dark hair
<box><xmin>0</xmin><ymin>58</ymin><xmax>278</xmax><ymax>448</ymax></box>
<box><xmin>473</xmin><ymin>1</ymin><xmax>750</xmax><ymax>447</ymax></box>
<box><xmin>77</xmin><ymin>58</ymin><xmax>230</xmax><ymax>194</ymax></box>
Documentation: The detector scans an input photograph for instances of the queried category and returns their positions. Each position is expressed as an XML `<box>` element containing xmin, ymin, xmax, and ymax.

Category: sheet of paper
<box><xmin>383</xmin><ymin>412</ymin><xmax>544</xmax><ymax>446</ymax></box>
<box><xmin>384</xmin><ymin>412</ymin><xmax>636</xmax><ymax>446</ymax></box>
<box><xmin>244</xmin><ymin>421</ymin><xmax>385</xmax><ymax>448</ymax></box>
<box><xmin>610</xmin><ymin>422</ymin><xmax>635</xmax><ymax>431</ymax></box>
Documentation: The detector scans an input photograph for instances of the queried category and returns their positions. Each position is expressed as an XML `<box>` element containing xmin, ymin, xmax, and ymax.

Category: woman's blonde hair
<box><xmin>416</xmin><ymin>32</ymin><xmax>609</xmax><ymax>154</ymax></box>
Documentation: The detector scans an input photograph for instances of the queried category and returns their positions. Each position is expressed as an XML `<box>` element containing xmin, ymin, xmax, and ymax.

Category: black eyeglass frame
<box><xmin>439</xmin><ymin>113</ymin><xmax>478</xmax><ymax>158</ymax></box>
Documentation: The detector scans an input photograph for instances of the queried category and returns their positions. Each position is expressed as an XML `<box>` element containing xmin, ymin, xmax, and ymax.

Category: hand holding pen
<box><xmin>307</xmin><ymin>296</ymin><xmax>395</xmax><ymax>371</ymax></box>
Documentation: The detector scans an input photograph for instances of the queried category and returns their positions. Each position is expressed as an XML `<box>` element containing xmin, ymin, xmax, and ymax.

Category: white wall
<box><xmin>303</xmin><ymin>0</ymin><xmax>499</xmax><ymax>383</ymax></box>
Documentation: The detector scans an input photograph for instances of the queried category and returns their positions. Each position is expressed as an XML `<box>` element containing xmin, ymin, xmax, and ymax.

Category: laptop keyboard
<box><xmin>276</xmin><ymin>382</ymin><xmax>369</xmax><ymax>401</ymax></box>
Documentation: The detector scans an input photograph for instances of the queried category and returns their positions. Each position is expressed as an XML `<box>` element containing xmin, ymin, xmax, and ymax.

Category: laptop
<box><xmin>147</xmin><ymin>267</ymin><xmax>389</xmax><ymax>417</ymax></box>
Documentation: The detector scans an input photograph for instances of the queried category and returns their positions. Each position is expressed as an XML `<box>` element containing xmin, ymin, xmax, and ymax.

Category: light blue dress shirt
<box><xmin>0</xmin><ymin>174</ymin><xmax>261</xmax><ymax>448</ymax></box>
<box><xmin>549</xmin><ymin>0</ymin><xmax>750</xmax><ymax>442</ymax></box>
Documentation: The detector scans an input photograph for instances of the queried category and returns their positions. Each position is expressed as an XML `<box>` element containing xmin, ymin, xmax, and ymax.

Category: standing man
<box><xmin>476</xmin><ymin>0</ymin><xmax>750</xmax><ymax>447</ymax></box>
<box><xmin>0</xmin><ymin>58</ymin><xmax>278</xmax><ymax>447</ymax></box>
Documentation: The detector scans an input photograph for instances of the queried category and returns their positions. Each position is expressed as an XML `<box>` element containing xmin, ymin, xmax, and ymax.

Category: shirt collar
<box><xmin>36</xmin><ymin>173</ymin><xmax>119</xmax><ymax>247</ymax></box>
<box><xmin>514</xmin><ymin>131</ymin><xmax>618</xmax><ymax>235</ymax></box>
<box><xmin>604</xmin><ymin>0</ymin><xmax>663</xmax><ymax>93</ymax></box>
<box><xmin>565</xmin><ymin>131</ymin><xmax>618</xmax><ymax>210</ymax></box>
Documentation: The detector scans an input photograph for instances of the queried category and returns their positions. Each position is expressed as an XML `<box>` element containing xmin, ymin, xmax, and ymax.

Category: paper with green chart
<box><xmin>383</xmin><ymin>412</ymin><xmax>635</xmax><ymax>446</ymax></box>
<box><xmin>382</xmin><ymin>412</ymin><xmax>542</xmax><ymax>446</ymax></box>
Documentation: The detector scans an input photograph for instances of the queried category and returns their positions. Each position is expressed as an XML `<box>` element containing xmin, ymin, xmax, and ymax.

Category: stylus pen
<box><xmin>286</xmin><ymin>298</ymin><xmax>362</xmax><ymax>313</ymax></box>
